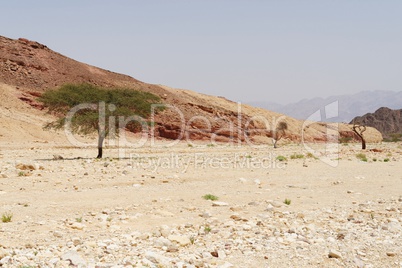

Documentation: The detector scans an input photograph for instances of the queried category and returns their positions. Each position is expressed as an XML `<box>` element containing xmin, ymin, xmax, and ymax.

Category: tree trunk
<box><xmin>96</xmin><ymin>134</ymin><xmax>105</xmax><ymax>158</ymax></box>
<box><xmin>273</xmin><ymin>139</ymin><xmax>278</xmax><ymax>148</ymax></box>
<box><xmin>353</xmin><ymin>130</ymin><xmax>366</xmax><ymax>150</ymax></box>
<box><xmin>361</xmin><ymin>138</ymin><xmax>366</xmax><ymax>150</ymax></box>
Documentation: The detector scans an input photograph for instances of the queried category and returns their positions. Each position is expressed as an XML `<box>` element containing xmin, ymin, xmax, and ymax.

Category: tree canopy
<box><xmin>39</xmin><ymin>83</ymin><xmax>164</xmax><ymax>158</ymax></box>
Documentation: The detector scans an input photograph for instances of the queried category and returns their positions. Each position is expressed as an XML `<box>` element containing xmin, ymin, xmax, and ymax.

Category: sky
<box><xmin>1</xmin><ymin>1</ymin><xmax>402</xmax><ymax>104</ymax></box>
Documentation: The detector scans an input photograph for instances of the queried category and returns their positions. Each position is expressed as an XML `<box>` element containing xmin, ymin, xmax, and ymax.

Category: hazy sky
<box><xmin>2</xmin><ymin>1</ymin><xmax>402</xmax><ymax>104</ymax></box>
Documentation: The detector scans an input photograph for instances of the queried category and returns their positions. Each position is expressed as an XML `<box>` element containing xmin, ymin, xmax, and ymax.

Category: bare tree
<box><xmin>273</xmin><ymin>121</ymin><xmax>288</xmax><ymax>148</ymax></box>
<box><xmin>352</xmin><ymin>123</ymin><xmax>367</xmax><ymax>150</ymax></box>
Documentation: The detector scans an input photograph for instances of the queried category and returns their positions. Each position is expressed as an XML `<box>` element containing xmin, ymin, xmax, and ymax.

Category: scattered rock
<box><xmin>239</xmin><ymin>178</ymin><xmax>247</xmax><ymax>183</ymax></box>
<box><xmin>219</xmin><ymin>262</ymin><xmax>234</xmax><ymax>268</ymax></box>
<box><xmin>0</xmin><ymin>248</ymin><xmax>8</xmax><ymax>259</ymax></box>
<box><xmin>72</xmin><ymin>237</ymin><xmax>82</xmax><ymax>246</ymax></box>
<box><xmin>168</xmin><ymin>235</ymin><xmax>191</xmax><ymax>246</ymax></box>
<box><xmin>212</xmin><ymin>201</ymin><xmax>229</xmax><ymax>207</ymax></box>
<box><xmin>15</xmin><ymin>163</ymin><xmax>35</xmax><ymax>170</ymax></box>
<box><xmin>211</xmin><ymin>251</ymin><xmax>219</xmax><ymax>257</ymax></box>
<box><xmin>328</xmin><ymin>250</ymin><xmax>342</xmax><ymax>259</ymax></box>
<box><xmin>61</xmin><ymin>250</ymin><xmax>86</xmax><ymax>266</ymax></box>
<box><xmin>69</xmin><ymin>222</ymin><xmax>85</xmax><ymax>230</ymax></box>
<box><xmin>145</xmin><ymin>251</ymin><xmax>169</xmax><ymax>266</ymax></box>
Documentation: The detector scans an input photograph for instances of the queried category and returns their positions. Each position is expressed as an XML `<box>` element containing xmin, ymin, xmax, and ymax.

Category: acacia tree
<box><xmin>273</xmin><ymin>121</ymin><xmax>288</xmax><ymax>148</ymax></box>
<box><xmin>39</xmin><ymin>83</ymin><xmax>163</xmax><ymax>158</ymax></box>
<box><xmin>352</xmin><ymin>123</ymin><xmax>367</xmax><ymax>150</ymax></box>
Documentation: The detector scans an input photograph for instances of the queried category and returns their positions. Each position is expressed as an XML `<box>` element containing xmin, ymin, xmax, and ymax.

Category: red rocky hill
<box><xmin>0</xmin><ymin>35</ymin><xmax>382</xmax><ymax>145</ymax></box>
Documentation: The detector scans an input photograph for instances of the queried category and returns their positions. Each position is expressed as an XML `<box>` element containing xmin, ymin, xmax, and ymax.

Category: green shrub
<box><xmin>384</xmin><ymin>158</ymin><xmax>390</xmax><ymax>162</ymax></box>
<box><xmin>305</xmin><ymin>152</ymin><xmax>318</xmax><ymax>159</ymax></box>
<box><xmin>356</xmin><ymin>153</ymin><xmax>368</xmax><ymax>162</ymax></box>
<box><xmin>1</xmin><ymin>212</ymin><xmax>13</xmax><ymax>223</ymax></box>
<box><xmin>290</xmin><ymin>153</ymin><xmax>304</xmax><ymax>159</ymax></box>
<box><xmin>276</xmin><ymin>155</ymin><xmax>287</xmax><ymax>162</ymax></box>
<box><xmin>284</xmin><ymin>199</ymin><xmax>291</xmax><ymax>205</ymax></box>
<box><xmin>202</xmin><ymin>194</ymin><xmax>219</xmax><ymax>201</ymax></box>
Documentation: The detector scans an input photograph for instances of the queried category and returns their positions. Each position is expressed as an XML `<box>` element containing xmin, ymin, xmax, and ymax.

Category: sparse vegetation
<box><xmin>339</xmin><ymin>136</ymin><xmax>353</xmax><ymax>144</ymax></box>
<box><xmin>18</xmin><ymin>171</ymin><xmax>25</xmax><ymax>177</ymax></box>
<box><xmin>38</xmin><ymin>83</ymin><xmax>164</xmax><ymax>158</ymax></box>
<box><xmin>75</xmin><ymin>217</ymin><xmax>83</xmax><ymax>223</ymax></box>
<box><xmin>383</xmin><ymin>133</ymin><xmax>402</xmax><ymax>142</ymax></box>
<box><xmin>2</xmin><ymin>212</ymin><xmax>13</xmax><ymax>223</ymax></box>
<box><xmin>204</xmin><ymin>225</ymin><xmax>212</xmax><ymax>233</ymax></box>
<box><xmin>284</xmin><ymin>199</ymin><xmax>291</xmax><ymax>205</ymax></box>
<box><xmin>207</xmin><ymin>144</ymin><xmax>215</xmax><ymax>147</ymax></box>
<box><xmin>356</xmin><ymin>153</ymin><xmax>368</xmax><ymax>162</ymax></box>
<box><xmin>373</xmin><ymin>158</ymin><xmax>377</xmax><ymax>162</ymax></box>
<box><xmin>202</xmin><ymin>194</ymin><xmax>219</xmax><ymax>201</ymax></box>
<box><xmin>190</xmin><ymin>236</ymin><xmax>195</xmax><ymax>244</ymax></box>
<box><xmin>384</xmin><ymin>158</ymin><xmax>390</xmax><ymax>162</ymax></box>
<box><xmin>290</xmin><ymin>153</ymin><xmax>304</xmax><ymax>159</ymax></box>
<box><xmin>306</xmin><ymin>152</ymin><xmax>318</xmax><ymax>159</ymax></box>
<box><xmin>276</xmin><ymin>155</ymin><xmax>287</xmax><ymax>162</ymax></box>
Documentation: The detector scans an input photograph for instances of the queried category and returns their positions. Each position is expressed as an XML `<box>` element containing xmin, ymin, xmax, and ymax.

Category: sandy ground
<box><xmin>0</xmin><ymin>140</ymin><xmax>401</xmax><ymax>267</ymax></box>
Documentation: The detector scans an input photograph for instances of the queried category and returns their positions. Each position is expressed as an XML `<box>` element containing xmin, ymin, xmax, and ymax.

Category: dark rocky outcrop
<box><xmin>350</xmin><ymin>107</ymin><xmax>402</xmax><ymax>139</ymax></box>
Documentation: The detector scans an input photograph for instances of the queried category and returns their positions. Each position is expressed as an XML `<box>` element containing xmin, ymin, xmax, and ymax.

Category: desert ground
<box><xmin>0</xmin><ymin>138</ymin><xmax>401</xmax><ymax>268</ymax></box>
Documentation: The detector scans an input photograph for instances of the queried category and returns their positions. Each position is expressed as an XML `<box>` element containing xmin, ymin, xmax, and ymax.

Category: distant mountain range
<box><xmin>248</xmin><ymin>90</ymin><xmax>402</xmax><ymax>123</ymax></box>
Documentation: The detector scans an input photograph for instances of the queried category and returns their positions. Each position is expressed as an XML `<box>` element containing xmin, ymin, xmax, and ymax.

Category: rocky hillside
<box><xmin>0</xmin><ymin>35</ymin><xmax>383</xmax><ymax>144</ymax></box>
<box><xmin>351</xmin><ymin>107</ymin><xmax>402</xmax><ymax>139</ymax></box>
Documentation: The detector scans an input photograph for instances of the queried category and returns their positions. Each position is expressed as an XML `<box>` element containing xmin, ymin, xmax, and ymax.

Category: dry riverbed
<box><xmin>0</xmin><ymin>141</ymin><xmax>401</xmax><ymax>267</ymax></box>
